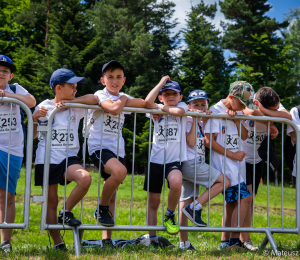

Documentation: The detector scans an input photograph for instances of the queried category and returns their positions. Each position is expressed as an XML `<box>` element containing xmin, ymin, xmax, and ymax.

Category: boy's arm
<box><xmin>100</xmin><ymin>95</ymin><xmax>128</xmax><ymax>116</ymax></box>
<box><xmin>186</xmin><ymin>117</ymin><xmax>197</xmax><ymax>147</ymax></box>
<box><xmin>32</xmin><ymin>107</ymin><xmax>48</xmax><ymax>139</ymax></box>
<box><xmin>253</xmin><ymin>99</ymin><xmax>292</xmax><ymax>121</ymax></box>
<box><xmin>3</xmin><ymin>92</ymin><xmax>36</xmax><ymax>108</ymax></box>
<box><xmin>125</xmin><ymin>98</ymin><xmax>146</xmax><ymax>108</ymax></box>
<box><xmin>145</xmin><ymin>76</ymin><xmax>170</xmax><ymax>109</ymax></box>
<box><xmin>205</xmin><ymin>133</ymin><xmax>246</xmax><ymax>161</ymax></box>
<box><xmin>290</xmin><ymin>131</ymin><xmax>296</xmax><ymax>145</ymax></box>
<box><xmin>233</xmin><ymin>119</ymin><xmax>248</xmax><ymax>141</ymax></box>
<box><xmin>158</xmin><ymin>103</ymin><xmax>185</xmax><ymax>117</ymax></box>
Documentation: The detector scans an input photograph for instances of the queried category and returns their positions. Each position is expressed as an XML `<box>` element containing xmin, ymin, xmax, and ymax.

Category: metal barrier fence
<box><xmin>0</xmin><ymin>97</ymin><xmax>33</xmax><ymax>230</ymax></box>
<box><xmin>32</xmin><ymin>103</ymin><xmax>300</xmax><ymax>256</ymax></box>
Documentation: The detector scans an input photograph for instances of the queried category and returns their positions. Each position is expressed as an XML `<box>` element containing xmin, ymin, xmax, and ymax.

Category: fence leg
<box><xmin>259</xmin><ymin>234</ymin><xmax>269</xmax><ymax>250</ymax></box>
<box><xmin>79</xmin><ymin>229</ymin><xmax>84</xmax><ymax>244</ymax></box>
<box><xmin>73</xmin><ymin>227</ymin><xmax>81</xmax><ymax>257</ymax></box>
<box><xmin>260</xmin><ymin>231</ymin><xmax>278</xmax><ymax>256</ymax></box>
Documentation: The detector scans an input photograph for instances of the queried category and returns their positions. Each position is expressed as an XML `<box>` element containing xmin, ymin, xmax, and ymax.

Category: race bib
<box><xmin>102</xmin><ymin>113</ymin><xmax>125</xmax><ymax>135</ymax></box>
<box><xmin>51</xmin><ymin>126</ymin><xmax>76</xmax><ymax>148</ymax></box>
<box><xmin>224</xmin><ymin>132</ymin><xmax>239</xmax><ymax>151</ymax></box>
<box><xmin>0</xmin><ymin>112</ymin><xmax>19</xmax><ymax>133</ymax></box>
<box><xmin>156</xmin><ymin>117</ymin><xmax>179</xmax><ymax>143</ymax></box>
<box><xmin>196</xmin><ymin>137</ymin><xmax>205</xmax><ymax>158</ymax></box>
<box><xmin>247</xmin><ymin>130</ymin><xmax>267</xmax><ymax>146</ymax></box>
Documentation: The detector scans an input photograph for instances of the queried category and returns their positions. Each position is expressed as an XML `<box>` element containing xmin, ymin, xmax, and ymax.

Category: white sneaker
<box><xmin>242</xmin><ymin>240</ymin><xmax>258</xmax><ymax>251</ymax></box>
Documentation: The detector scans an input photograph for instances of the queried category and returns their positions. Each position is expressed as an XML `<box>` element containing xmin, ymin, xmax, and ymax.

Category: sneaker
<box><xmin>182</xmin><ymin>205</ymin><xmax>207</xmax><ymax>227</ymax></box>
<box><xmin>164</xmin><ymin>214</ymin><xmax>179</xmax><ymax>235</ymax></box>
<box><xmin>218</xmin><ymin>241</ymin><xmax>229</xmax><ymax>250</ymax></box>
<box><xmin>229</xmin><ymin>239</ymin><xmax>243</xmax><ymax>249</ymax></box>
<box><xmin>94</xmin><ymin>206</ymin><xmax>114</xmax><ymax>227</ymax></box>
<box><xmin>0</xmin><ymin>241</ymin><xmax>12</xmax><ymax>253</ymax></box>
<box><xmin>186</xmin><ymin>243</ymin><xmax>197</xmax><ymax>251</ymax></box>
<box><xmin>242</xmin><ymin>240</ymin><xmax>258</xmax><ymax>251</ymax></box>
<box><xmin>54</xmin><ymin>243</ymin><xmax>67</xmax><ymax>251</ymax></box>
<box><xmin>102</xmin><ymin>239</ymin><xmax>114</xmax><ymax>249</ymax></box>
<box><xmin>58</xmin><ymin>211</ymin><xmax>81</xmax><ymax>226</ymax></box>
<box><xmin>149</xmin><ymin>240</ymin><xmax>160</xmax><ymax>249</ymax></box>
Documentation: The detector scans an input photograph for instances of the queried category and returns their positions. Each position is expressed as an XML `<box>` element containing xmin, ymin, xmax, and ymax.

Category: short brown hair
<box><xmin>52</xmin><ymin>82</ymin><xmax>65</xmax><ymax>94</ymax></box>
<box><xmin>255</xmin><ymin>87</ymin><xmax>280</xmax><ymax>108</ymax></box>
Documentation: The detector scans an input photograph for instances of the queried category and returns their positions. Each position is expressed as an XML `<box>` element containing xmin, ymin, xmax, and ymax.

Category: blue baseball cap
<box><xmin>0</xmin><ymin>55</ymin><xmax>16</xmax><ymax>73</ymax></box>
<box><xmin>159</xmin><ymin>80</ymin><xmax>181</xmax><ymax>95</ymax></box>
<box><xmin>102</xmin><ymin>60</ymin><xmax>125</xmax><ymax>76</ymax></box>
<box><xmin>50</xmin><ymin>68</ymin><xmax>86</xmax><ymax>88</ymax></box>
<box><xmin>187</xmin><ymin>90</ymin><xmax>210</xmax><ymax>103</ymax></box>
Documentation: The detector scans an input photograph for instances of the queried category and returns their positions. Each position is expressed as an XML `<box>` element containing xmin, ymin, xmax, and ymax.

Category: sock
<box><xmin>54</xmin><ymin>242</ymin><xmax>65</xmax><ymax>247</ymax></box>
<box><xmin>229</xmin><ymin>238</ymin><xmax>241</xmax><ymax>246</ymax></box>
<box><xmin>189</xmin><ymin>201</ymin><xmax>202</xmax><ymax>211</ymax></box>
<box><xmin>165</xmin><ymin>208</ymin><xmax>175</xmax><ymax>216</ymax></box>
<box><xmin>149</xmin><ymin>235</ymin><xmax>158</xmax><ymax>243</ymax></box>
<box><xmin>59</xmin><ymin>209</ymin><xmax>70</xmax><ymax>215</ymax></box>
<box><xmin>180</xmin><ymin>242</ymin><xmax>185</xmax><ymax>248</ymax></box>
<box><xmin>184</xmin><ymin>241</ymin><xmax>190</xmax><ymax>248</ymax></box>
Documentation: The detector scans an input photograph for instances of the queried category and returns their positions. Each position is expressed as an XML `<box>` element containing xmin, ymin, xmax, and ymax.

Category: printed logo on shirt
<box><xmin>197</xmin><ymin>131</ymin><xmax>204</xmax><ymax>138</ymax></box>
<box><xmin>66</xmin><ymin>115</ymin><xmax>76</xmax><ymax>122</ymax></box>
<box><xmin>249</xmin><ymin>120</ymin><xmax>254</xmax><ymax>127</ymax></box>
<box><xmin>222</xmin><ymin>126</ymin><xmax>226</xmax><ymax>134</ymax></box>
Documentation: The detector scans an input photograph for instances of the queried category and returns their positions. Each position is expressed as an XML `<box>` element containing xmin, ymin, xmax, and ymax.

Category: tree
<box><xmin>220</xmin><ymin>0</ymin><xmax>288</xmax><ymax>89</ymax></box>
<box><xmin>173</xmin><ymin>0</ymin><xmax>230</xmax><ymax>104</ymax></box>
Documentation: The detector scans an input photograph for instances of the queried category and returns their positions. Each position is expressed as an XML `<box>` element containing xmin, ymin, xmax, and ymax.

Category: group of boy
<box><xmin>0</xmin><ymin>55</ymin><xmax>294</xmax><ymax>253</ymax></box>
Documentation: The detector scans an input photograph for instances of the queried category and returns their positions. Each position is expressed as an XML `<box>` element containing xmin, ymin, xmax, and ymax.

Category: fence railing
<box><xmin>0</xmin><ymin>97</ymin><xmax>33</xmax><ymax>230</ymax></box>
<box><xmin>29</xmin><ymin>103</ymin><xmax>300</xmax><ymax>256</ymax></box>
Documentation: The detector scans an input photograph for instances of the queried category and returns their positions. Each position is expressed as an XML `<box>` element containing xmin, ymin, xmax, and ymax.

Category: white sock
<box><xmin>184</xmin><ymin>241</ymin><xmax>190</xmax><ymax>248</ymax></box>
<box><xmin>59</xmin><ymin>209</ymin><xmax>70</xmax><ymax>214</ymax></box>
<box><xmin>189</xmin><ymin>201</ymin><xmax>202</xmax><ymax>211</ymax></box>
<box><xmin>54</xmin><ymin>242</ymin><xmax>65</xmax><ymax>247</ymax></box>
<box><xmin>180</xmin><ymin>242</ymin><xmax>185</xmax><ymax>248</ymax></box>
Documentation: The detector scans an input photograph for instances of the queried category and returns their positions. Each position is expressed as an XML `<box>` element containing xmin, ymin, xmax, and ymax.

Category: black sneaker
<box><xmin>149</xmin><ymin>240</ymin><xmax>161</xmax><ymax>249</ymax></box>
<box><xmin>54</xmin><ymin>243</ymin><xmax>67</xmax><ymax>251</ymax></box>
<box><xmin>102</xmin><ymin>239</ymin><xmax>114</xmax><ymax>249</ymax></box>
<box><xmin>186</xmin><ymin>243</ymin><xmax>197</xmax><ymax>251</ymax></box>
<box><xmin>94</xmin><ymin>206</ymin><xmax>114</xmax><ymax>227</ymax></box>
<box><xmin>0</xmin><ymin>241</ymin><xmax>12</xmax><ymax>253</ymax></box>
<box><xmin>58</xmin><ymin>211</ymin><xmax>81</xmax><ymax>226</ymax></box>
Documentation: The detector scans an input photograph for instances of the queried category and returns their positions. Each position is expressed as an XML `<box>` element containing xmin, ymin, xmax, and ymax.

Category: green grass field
<box><xmin>1</xmin><ymin>168</ymin><xmax>300</xmax><ymax>259</ymax></box>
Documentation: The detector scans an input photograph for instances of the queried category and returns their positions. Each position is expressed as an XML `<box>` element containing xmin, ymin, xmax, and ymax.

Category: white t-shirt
<box><xmin>287</xmin><ymin>107</ymin><xmax>300</xmax><ymax>177</ymax></box>
<box><xmin>186</xmin><ymin>116</ymin><xmax>205</xmax><ymax>162</ymax></box>
<box><xmin>148</xmin><ymin>102</ymin><xmax>188</xmax><ymax>164</ymax></box>
<box><xmin>87</xmin><ymin>87</ymin><xmax>133</xmax><ymax>158</ymax></box>
<box><xmin>34</xmin><ymin>99</ymin><xmax>85</xmax><ymax>164</ymax></box>
<box><xmin>242</xmin><ymin>102</ymin><xmax>286</xmax><ymax>164</ymax></box>
<box><xmin>205</xmin><ymin>100</ymin><xmax>246</xmax><ymax>187</ymax></box>
<box><xmin>0</xmin><ymin>83</ymin><xmax>29</xmax><ymax>157</ymax></box>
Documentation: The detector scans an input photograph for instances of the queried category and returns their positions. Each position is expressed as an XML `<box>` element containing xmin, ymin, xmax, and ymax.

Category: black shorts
<box><xmin>143</xmin><ymin>161</ymin><xmax>182</xmax><ymax>193</ymax></box>
<box><xmin>35</xmin><ymin>156</ymin><xmax>82</xmax><ymax>186</ymax></box>
<box><xmin>90</xmin><ymin>149</ymin><xmax>125</xmax><ymax>180</ymax></box>
<box><xmin>246</xmin><ymin>161</ymin><xmax>264</xmax><ymax>194</ymax></box>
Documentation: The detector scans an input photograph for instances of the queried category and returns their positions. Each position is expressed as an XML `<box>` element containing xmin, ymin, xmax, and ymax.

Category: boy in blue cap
<box><xmin>144</xmin><ymin>76</ymin><xmax>188</xmax><ymax>246</ymax></box>
<box><xmin>0</xmin><ymin>54</ymin><xmax>36</xmax><ymax>253</ymax></box>
<box><xmin>33</xmin><ymin>68</ymin><xmax>98</xmax><ymax>250</ymax></box>
<box><xmin>178</xmin><ymin>90</ymin><xmax>230</xmax><ymax>250</ymax></box>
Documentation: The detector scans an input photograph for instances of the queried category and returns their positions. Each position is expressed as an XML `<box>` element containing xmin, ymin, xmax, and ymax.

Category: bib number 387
<box><xmin>51</xmin><ymin>127</ymin><xmax>75</xmax><ymax>148</ymax></box>
<box><xmin>0</xmin><ymin>112</ymin><xmax>18</xmax><ymax>133</ymax></box>
<box><xmin>156</xmin><ymin>120</ymin><xmax>179</xmax><ymax>143</ymax></box>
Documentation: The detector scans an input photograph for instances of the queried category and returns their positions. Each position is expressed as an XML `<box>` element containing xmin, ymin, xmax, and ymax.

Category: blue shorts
<box><xmin>0</xmin><ymin>150</ymin><xmax>23</xmax><ymax>194</ymax></box>
<box><xmin>225</xmin><ymin>182</ymin><xmax>251</xmax><ymax>203</ymax></box>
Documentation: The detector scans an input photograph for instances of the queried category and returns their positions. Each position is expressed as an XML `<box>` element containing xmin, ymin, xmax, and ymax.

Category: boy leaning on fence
<box><xmin>33</xmin><ymin>68</ymin><xmax>98</xmax><ymax>250</ymax></box>
<box><xmin>204</xmin><ymin>81</ymin><xmax>254</xmax><ymax>249</ymax></box>
<box><xmin>144</xmin><ymin>76</ymin><xmax>188</xmax><ymax>247</ymax></box>
<box><xmin>239</xmin><ymin>86</ymin><xmax>291</xmax><ymax>250</ymax></box>
<box><xmin>87</xmin><ymin>60</ymin><xmax>145</xmax><ymax>248</ymax></box>
<box><xmin>178</xmin><ymin>90</ymin><xmax>230</xmax><ymax>250</ymax></box>
<box><xmin>0</xmin><ymin>55</ymin><xmax>36</xmax><ymax>253</ymax></box>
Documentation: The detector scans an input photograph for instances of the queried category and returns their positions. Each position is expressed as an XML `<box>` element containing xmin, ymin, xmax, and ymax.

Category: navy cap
<box><xmin>187</xmin><ymin>90</ymin><xmax>210</xmax><ymax>103</ymax></box>
<box><xmin>102</xmin><ymin>60</ymin><xmax>125</xmax><ymax>75</ymax></box>
<box><xmin>159</xmin><ymin>80</ymin><xmax>181</xmax><ymax>95</ymax></box>
<box><xmin>0</xmin><ymin>55</ymin><xmax>16</xmax><ymax>73</ymax></box>
<box><xmin>49</xmin><ymin>68</ymin><xmax>86</xmax><ymax>89</ymax></box>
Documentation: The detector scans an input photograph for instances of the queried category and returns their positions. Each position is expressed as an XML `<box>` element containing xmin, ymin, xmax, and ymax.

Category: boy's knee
<box><xmin>149</xmin><ymin>197</ymin><xmax>160</xmax><ymax>210</ymax></box>
<box><xmin>111</xmin><ymin>166</ymin><xmax>127</xmax><ymax>182</ymax></box>
<box><xmin>80</xmin><ymin>173</ymin><xmax>92</xmax><ymax>190</ymax></box>
<box><xmin>169</xmin><ymin>179</ymin><xmax>182</xmax><ymax>192</ymax></box>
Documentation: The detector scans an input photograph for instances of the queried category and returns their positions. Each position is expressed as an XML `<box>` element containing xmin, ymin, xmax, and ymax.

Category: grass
<box><xmin>2</xmin><ymin>168</ymin><xmax>299</xmax><ymax>259</ymax></box>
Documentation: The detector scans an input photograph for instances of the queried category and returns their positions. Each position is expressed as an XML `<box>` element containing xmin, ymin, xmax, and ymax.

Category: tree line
<box><xmin>1</xmin><ymin>0</ymin><xmax>300</xmax><ymax>183</ymax></box>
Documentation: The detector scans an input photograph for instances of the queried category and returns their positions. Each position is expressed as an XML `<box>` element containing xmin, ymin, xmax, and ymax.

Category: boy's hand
<box><xmin>269</xmin><ymin>123</ymin><xmax>278</xmax><ymax>139</ymax></box>
<box><xmin>226</xmin><ymin>109</ymin><xmax>237</xmax><ymax>118</ymax></box>
<box><xmin>159</xmin><ymin>75</ymin><xmax>170</xmax><ymax>88</ymax></box>
<box><xmin>253</xmin><ymin>99</ymin><xmax>265</xmax><ymax>112</ymax></box>
<box><xmin>152</xmin><ymin>114</ymin><xmax>162</xmax><ymax>121</ymax></box>
<box><xmin>157</xmin><ymin>104</ymin><xmax>165</xmax><ymax>110</ymax></box>
<box><xmin>53</xmin><ymin>100</ymin><xmax>69</xmax><ymax>111</ymax></box>
<box><xmin>33</xmin><ymin>107</ymin><xmax>48</xmax><ymax>122</ymax></box>
<box><xmin>230</xmin><ymin>151</ymin><xmax>246</xmax><ymax>161</ymax></box>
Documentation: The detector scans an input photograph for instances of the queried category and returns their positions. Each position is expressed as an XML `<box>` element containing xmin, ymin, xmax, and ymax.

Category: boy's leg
<box><xmin>179</xmin><ymin>198</ymin><xmax>193</xmax><ymax>244</ymax></box>
<box><xmin>240</xmin><ymin>184</ymin><xmax>253</xmax><ymax>242</ymax></box>
<box><xmin>148</xmin><ymin>192</ymin><xmax>161</xmax><ymax>237</ymax></box>
<box><xmin>45</xmin><ymin>184</ymin><xmax>63</xmax><ymax>245</ymax></box>
<box><xmin>0</xmin><ymin>188</ymin><xmax>15</xmax><ymax>243</ymax></box>
<box><xmin>167</xmin><ymin>169</ymin><xmax>182</xmax><ymax>211</ymax></box>
<box><xmin>102</xmin><ymin>190</ymin><xmax>116</xmax><ymax>240</ymax></box>
<box><xmin>221</xmin><ymin>201</ymin><xmax>236</xmax><ymax>242</ymax></box>
<box><xmin>64</xmin><ymin>165</ymin><xmax>91</xmax><ymax>210</ymax></box>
